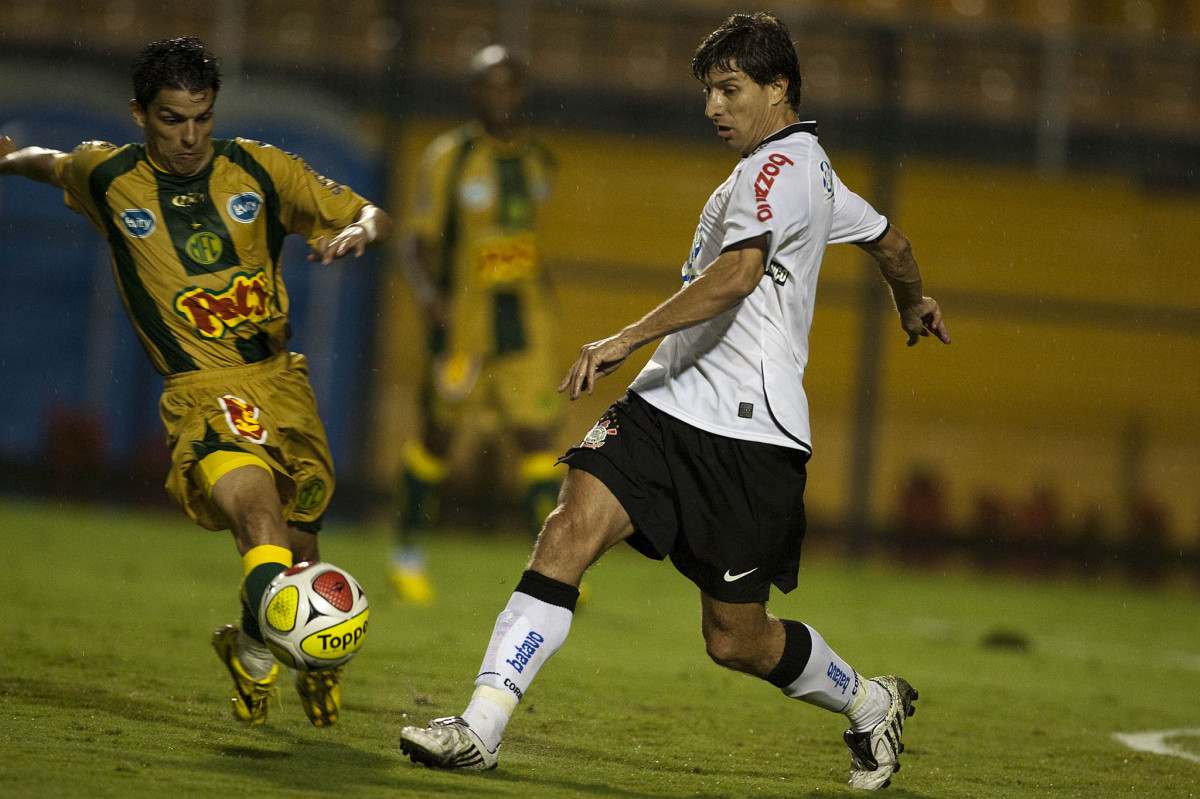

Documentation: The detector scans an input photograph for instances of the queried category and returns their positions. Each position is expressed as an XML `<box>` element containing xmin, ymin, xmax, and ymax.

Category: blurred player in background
<box><xmin>390</xmin><ymin>45</ymin><xmax>561</xmax><ymax>605</ymax></box>
<box><xmin>400</xmin><ymin>13</ymin><xmax>949</xmax><ymax>790</ymax></box>
<box><xmin>0</xmin><ymin>37</ymin><xmax>391</xmax><ymax>728</ymax></box>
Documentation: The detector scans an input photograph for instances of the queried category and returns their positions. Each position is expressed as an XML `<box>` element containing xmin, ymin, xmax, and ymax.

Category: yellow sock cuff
<box><xmin>243</xmin><ymin>545</ymin><xmax>293</xmax><ymax>578</ymax></box>
<box><xmin>472</xmin><ymin>683</ymin><xmax>519</xmax><ymax>714</ymax></box>
<box><xmin>846</xmin><ymin>674</ymin><xmax>869</xmax><ymax>716</ymax></box>
<box><xmin>518</xmin><ymin>451</ymin><xmax>560</xmax><ymax>485</ymax></box>
<box><xmin>196</xmin><ymin>450</ymin><xmax>272</xmax><ymax>496</ymax></box>
<box><xmin>403</xmin><ymin>440</ymin><xmax>447</xmax><ymax>484</ymax></box>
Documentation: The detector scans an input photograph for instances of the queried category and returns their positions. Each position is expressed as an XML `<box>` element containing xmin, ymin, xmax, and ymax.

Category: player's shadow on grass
<box><xmin>1</xmin><ymin>671</ymin><xmax>228</xmax><ymax>733</ymax></box>
<box><xmin>479</xmin><ymin>770</ymin><xmax>938</xmax><ymax>799</ymax></box>
<box><xmin>474</xmin><ymin>736</ymin><xmax>940</xmax><ymax>799</ymax></box>
<box><xmin>206</xmin><ymin>734</ymin><xmax>398</xmax><ymax>794</ymax></box>
<box><xmin>439</xmin><ymin>768</ymin><xmax>669</xmax><ymax>798</ymax></box>
<box><xmin>4</xmin><ymin>671</ymin><xmax>396</xmax><ymax>794</ymax></box>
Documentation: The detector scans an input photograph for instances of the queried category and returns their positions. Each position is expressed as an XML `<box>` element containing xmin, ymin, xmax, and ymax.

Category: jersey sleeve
<box><xmin>528</xmin><ymin>138</ymin><xmax>557</xmax><ymax>208</ymax></box>
<box><xmin>720</xmin><ymin>149</ymin><xmax>810</xmax><ymax>268</ymax></box>
<box><xmin>55</xmin><ymin>141</ymin><xmax>122</xmax><ymax>230</ymax></box>
<box><xmin>238</xmin><ymin>139</ymin><xmax>370</xmax><ymax>247</ymax></box>
<box><xmin>827</xmin><ymin>167</ymin><xmax>888</xmax><ymax>245</ymax></box>
<box><xmin>405</xmin><ymin>132</ymin><xmax>458</xmax><ymax>243</ymax></box>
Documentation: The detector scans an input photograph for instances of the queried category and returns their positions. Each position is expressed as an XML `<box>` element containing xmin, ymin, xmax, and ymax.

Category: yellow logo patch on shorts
<box><xmin>296</xmin><ymin>479</ymin><xmax>328</xmax><ymax>511</ymax></box>
<box><xmin>219</xmin><ymin>394</ymin><xmax>269</xmax><ymax>444</ymax></box>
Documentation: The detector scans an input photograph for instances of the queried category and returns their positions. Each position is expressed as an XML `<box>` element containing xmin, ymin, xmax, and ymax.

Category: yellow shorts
<box><xmin>159</xmin><ymin>352</ymin><xmax>335</xmax><ymax>532</ymax></box>
<box><xmin>429</xmin><ymin>284</ymin><xmax>561</xmax><ymax>431</ymax></box>
<box><xmin>427</xmin><ymin>347</ymin><xmax>560</xmax><ymax>432</ymax></box>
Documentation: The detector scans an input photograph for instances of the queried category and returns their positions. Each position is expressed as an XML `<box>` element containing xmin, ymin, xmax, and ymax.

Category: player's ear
<box><xmin>129</xmin><ymin>99</ymin><xmax>146</xmax><ymax>130</ymax></box>
<box><xmin>770</xmin><ymin>77</ymin><xmax>789</xmax><ymax>107</ymax></box>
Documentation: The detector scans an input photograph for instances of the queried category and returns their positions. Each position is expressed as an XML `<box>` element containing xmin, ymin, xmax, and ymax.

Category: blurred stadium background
<box><xmin>0</xmin><ymin>0</ymin><xmax>1196</xmax><ymax>583</ymax></box>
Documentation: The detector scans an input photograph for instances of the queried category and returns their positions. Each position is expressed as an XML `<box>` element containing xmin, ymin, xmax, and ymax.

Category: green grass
<box><xmin>0</xmin><ymin>498</ymin><xmax>1197</xmax><ymax>798</ymax></box>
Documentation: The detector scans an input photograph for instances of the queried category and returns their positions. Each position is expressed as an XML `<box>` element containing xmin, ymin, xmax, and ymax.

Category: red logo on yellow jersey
<box><xmin>219</xmin><ymin>395</ymin><xmax>269</xmax><ymax>444</ymax></box>
<box><xmin>175</xmin><ymin>271</ymin><xmax>272</xmax><ymax>339</ymax></box>
<box><xmin>472</xmin><ymin>233</ymin><xmax>538</xmax><ymax>286</ymax></box>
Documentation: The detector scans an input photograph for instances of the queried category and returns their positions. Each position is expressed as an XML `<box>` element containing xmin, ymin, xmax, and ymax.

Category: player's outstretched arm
<box><xmin>0</xmin><ymin>136</ymin><xmax>66</xmax><ymax>187</ymax></box>
<box><xmin>858</xmin><ymin>224</ymin><xmax>951</xmax><ymax>346</ymax></box>
<box><xmin>559</xmin><ymin>235</ymin><xmax>768</xmax><ymax>400</ymax></box>
<box><xmin>308</xmin><ymin>204</ymin><xmax>394</xmax><ymax>264</ymax></box>
<box><xmin>396</xmin><ymin>233</ymin><xmax>449</xmax><ymax>328</ymax></box>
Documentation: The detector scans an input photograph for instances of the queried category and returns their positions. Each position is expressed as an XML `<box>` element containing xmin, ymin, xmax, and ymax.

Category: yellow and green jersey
<box><xmin>56</xmin><ymin>138</ymin><xmax>370</xmax><ymax>375</ymax></box>
<box><xmin>409</xmin><ymin>121</ymin><xmax>556</xmax><ymax>356</ymax></box>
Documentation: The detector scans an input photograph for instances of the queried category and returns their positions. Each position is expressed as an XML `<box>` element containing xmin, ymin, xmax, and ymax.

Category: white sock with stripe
<box><xmin>766</xmin><ymin>619</ymin><xmax>886</xmax><ymax>728</ymax></box>
<box><xmin>461</xmin><ymin>571</ymin><xmax>578</xmax><ymax>751</ymax></box>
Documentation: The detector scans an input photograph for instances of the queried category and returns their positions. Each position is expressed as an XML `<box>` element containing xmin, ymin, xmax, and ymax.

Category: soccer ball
<box><xmin>259</xmin><ymin>562</ymin><xmax>369</xmax><ymax>671</ymax></box>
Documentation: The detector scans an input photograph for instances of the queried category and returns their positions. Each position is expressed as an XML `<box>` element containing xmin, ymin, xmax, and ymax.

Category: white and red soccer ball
<box><xmin>259</xmin><ymin>562</ymin><xmax>369</xmax><ymax>670</ymax></box>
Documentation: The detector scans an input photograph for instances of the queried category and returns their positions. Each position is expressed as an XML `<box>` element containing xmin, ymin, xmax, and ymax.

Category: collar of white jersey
<box><xmin>748</xmin><ymin>121</ymin><xmax>819</xmax><ymax>157</ymax></box>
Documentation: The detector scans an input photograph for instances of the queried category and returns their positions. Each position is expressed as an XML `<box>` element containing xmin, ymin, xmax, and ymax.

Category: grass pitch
<box><xmin>0</xmin><ymin>498</ymin><xmax>1197</xmax><ymax>798</ymax></box>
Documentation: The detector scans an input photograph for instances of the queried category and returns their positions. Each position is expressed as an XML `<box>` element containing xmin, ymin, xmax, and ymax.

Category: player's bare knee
<box><xmin>229</xmin><ymin>506</ymin><xmax>288</xmax><ymax>552</ymax></box>
<box><xmin>702</xmin><ymin>609</ymin><xmax>778</xmax><ymax>675</ymax></box>
<box><xmin>703</xmin><ymin>627</ymin><xmax>751</xmax><ymax>672</ymax></box>
<box><xmin>537</xmin><ymin>500</ymin><xmax>572</xmax><ymax>539</ymax></box>
<box><xmin>528</xmin><ymin>504</ymin><xmax>594</xmax><ymax>579</ymax></box>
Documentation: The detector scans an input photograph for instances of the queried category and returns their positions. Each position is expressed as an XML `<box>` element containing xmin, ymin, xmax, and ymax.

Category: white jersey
<box><xmin>629</xmin><ymin>122</ymin><xmax>887</xmax><ymax>452</ymax></box>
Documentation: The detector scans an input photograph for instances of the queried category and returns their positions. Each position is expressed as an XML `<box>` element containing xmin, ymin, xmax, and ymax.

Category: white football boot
<box><xmin>843</xmin><ymin>676</ymin><xmax>918</xmax><ymax>790</ymax></box>
<box><xmin>400</xmin><ymin>716</ymin><xmax>499</xmax><ymax>770</ymax></box>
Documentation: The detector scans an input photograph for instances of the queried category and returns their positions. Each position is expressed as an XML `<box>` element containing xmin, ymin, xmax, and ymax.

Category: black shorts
<box><xmin>560</xmin><ymin>391</ymin><xmax>809</xmax><ymax>603</ymax></box>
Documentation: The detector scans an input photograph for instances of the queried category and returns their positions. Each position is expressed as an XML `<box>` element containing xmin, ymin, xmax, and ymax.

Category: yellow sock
<box><xmin>241</xmin><ymin>545</ymin><xmax>293</xmax><ymax>643</ymax></box>
<box><xmin>243</xmin><ymin>544</ymin><xmax>293</xmax><ymax>578</ymax></box>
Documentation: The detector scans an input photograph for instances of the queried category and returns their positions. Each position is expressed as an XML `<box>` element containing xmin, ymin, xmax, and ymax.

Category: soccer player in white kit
<box><xmin>400</xmin><ymin>12</ymin><xmax>950</xmax><ymax>790</ymax></box>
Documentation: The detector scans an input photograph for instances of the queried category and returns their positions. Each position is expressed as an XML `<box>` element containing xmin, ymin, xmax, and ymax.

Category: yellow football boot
<box><xmin>211</xmin><ymin>624</ymin><xmax>279</xmax><ymax>724</ymax></box>
<box><xmin>294</xmin><ymin>665</ymin><xmax>345</xmax><ymax>727</ymax></box>
<box><xmin>389</xmin><ymin>563</ymin><xmax>434</xmax><ymax>605</ymax></box>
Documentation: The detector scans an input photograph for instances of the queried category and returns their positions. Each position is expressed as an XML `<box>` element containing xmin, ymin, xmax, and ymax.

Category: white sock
<box><xmin>237</xmin><ymin>628</ymin><xmax>276</xmax><ymax>680</ymax></box>
<box><xmin>845</xmin><ymin>678</ymin><xmax>890</xmax><ymax>733</ymax></box>
<box><xmin>461</xmin><ymin>590</ymin><xmax>573</xmax><ymax>750</ymax></box>
<box><xmin>778</xmin><ymin>623</ymin><xmax>863</xmax><ymax>713</ymax></box>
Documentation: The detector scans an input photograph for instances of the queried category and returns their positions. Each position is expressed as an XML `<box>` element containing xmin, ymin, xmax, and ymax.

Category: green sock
<box><xmin>241</xmin><ymin>560</ymin><xmax>288</xmax><ymax>643</ymax></box>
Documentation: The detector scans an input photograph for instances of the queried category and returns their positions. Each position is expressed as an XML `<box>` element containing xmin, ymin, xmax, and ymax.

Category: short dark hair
<box><xmin>468</xmin><ymin>44</ymin><xmax>525</xmax><ymax>86</ymax></box>
<box><xmin>131</xmin><ymin>37</ymin><xmax>222</xmax><ymax>109</ymax></box>
<box><xmin>692</xmin><ymin>12</ymin><xmax>802</xmax><ymax>114</ymax></box>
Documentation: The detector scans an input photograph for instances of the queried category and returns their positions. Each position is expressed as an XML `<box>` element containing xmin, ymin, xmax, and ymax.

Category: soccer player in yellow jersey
<box><xmin>391</xmin><ymin>45</ymin><xmax>561</xmax><ymax>604</ymax></box>
<box><xmin>0</xmin><ymin>37</ymin><xmax>392</xmax><ymax>727</ymax></box>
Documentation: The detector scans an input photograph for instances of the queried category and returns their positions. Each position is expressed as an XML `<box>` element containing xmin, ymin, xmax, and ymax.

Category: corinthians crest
<box><xmin>582</xmin><ymin>419</ymin><xmax>618</xmax><ymax>449</ymax></box>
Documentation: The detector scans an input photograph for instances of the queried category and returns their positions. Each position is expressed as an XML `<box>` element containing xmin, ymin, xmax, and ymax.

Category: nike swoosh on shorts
<box><xmin>723</xmin><ymin>568</ymin><xmax>758</xmax><ymax>582</ymax></box>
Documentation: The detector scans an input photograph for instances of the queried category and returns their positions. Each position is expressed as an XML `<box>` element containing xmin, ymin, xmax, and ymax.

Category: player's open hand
<box><xmin>308</xmin><ymin>224</ymin><xmax>371</xmax><ymax>264</ymax></box>
<box><xmin>559</xmin><ymin>333</ymin><xmax>634</xmax><ymax>400</ymax></box>
<box><xmin>901</xmin><ymin>296</ymin><xmax>951</xmax><ymax>346</ymax></box>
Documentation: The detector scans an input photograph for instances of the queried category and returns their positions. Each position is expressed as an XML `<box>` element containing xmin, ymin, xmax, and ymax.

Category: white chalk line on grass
<box><xmin>1112</xmin><ymin>729</ymin><xmax>1200</xmax><ymax>765</ymax></box>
